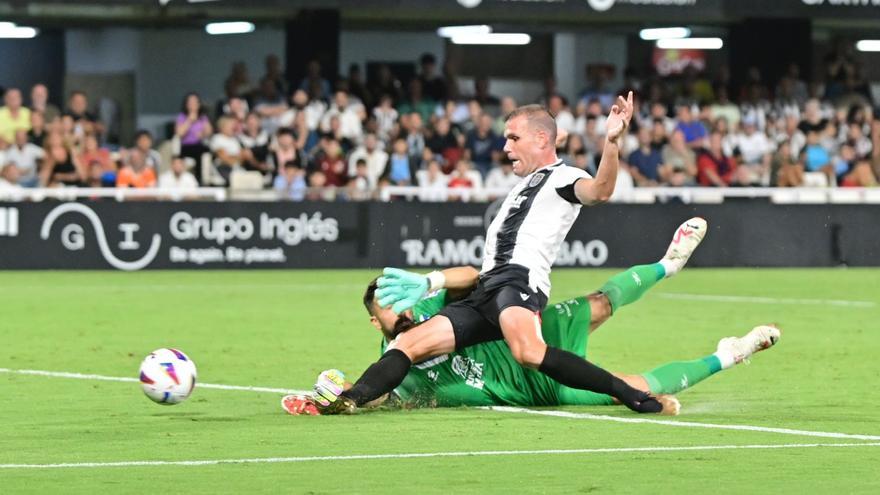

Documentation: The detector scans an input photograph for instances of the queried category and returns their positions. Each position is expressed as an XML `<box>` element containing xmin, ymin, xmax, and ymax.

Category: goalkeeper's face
<box><xmin>370</xmin><ymin>302</ymin><xmax>415</xmax><ymax>341</ymax></box>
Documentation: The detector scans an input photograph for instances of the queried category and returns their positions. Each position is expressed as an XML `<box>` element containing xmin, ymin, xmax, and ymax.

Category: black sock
<box><xmin>538</xmin><ymin>346</ymin><xmax>661</xmax><ymax>413</ymax></box>
<box><xmin>341</xmin><ymin>349</ymin><xmax>412</xmax><ymax>406</ymax></box>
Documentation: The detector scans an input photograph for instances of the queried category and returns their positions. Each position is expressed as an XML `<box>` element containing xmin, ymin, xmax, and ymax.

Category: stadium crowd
<box><xmin>1</xmin><ymin>46</ymin><xmax>879</xmax><ymax>200</ymax></box>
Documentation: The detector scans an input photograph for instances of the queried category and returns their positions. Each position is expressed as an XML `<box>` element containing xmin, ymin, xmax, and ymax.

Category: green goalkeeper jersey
<box><xmin>381</xmin><ymin>289</ymin><xmax>614</xmax><ymax>407</ymax></box>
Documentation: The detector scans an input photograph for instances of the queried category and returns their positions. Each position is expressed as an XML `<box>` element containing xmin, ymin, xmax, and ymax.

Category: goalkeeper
<box><xmin>283</xmin><ymin>218</ymin><xmax>780</xmax><ymax>415</ymax></box>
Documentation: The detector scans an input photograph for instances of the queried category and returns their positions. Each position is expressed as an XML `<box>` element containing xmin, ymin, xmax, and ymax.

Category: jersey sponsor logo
<box><xmin>451</xmin><ymin>355</ymin><xmax>484</xmax><ymax>390</ymax></box>
<box><xmin>510</xmin><ymin>195</ymin><xmax>528</xmax><ymax>210</ymax></box>
<box><xmin>414</xmin><ymin>354</ymin><xmax>449</xmax><ymax>370</ymax></box>
<box><xmin>631</xmin><ymin>272</ymin><xmax>642</xmax><ymax>286</ymax></box>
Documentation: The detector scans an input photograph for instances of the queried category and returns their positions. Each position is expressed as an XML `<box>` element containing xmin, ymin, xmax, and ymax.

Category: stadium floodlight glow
<box><xmin>0</xmin><ymin>23</ymin><xmax>38</xmax><ymax>39</ymax></box>
<box><xmin>856</xmin><ymin>40</ymin><xmax>880</xmax><ymax>52</ymax></box>
<box><xmin>656</xmin><ymin>37</ymin><xmax>723</xmax><ymax>50</ymax></box>
<box><xmin>205</xmin><ymin>22</ymin><xmax>255</xmax><ymax>35</ymax></box>
<box><xmin>639</xmin><ymin>27</ymin><xmax>691</xmax><ymax>41</ymax></box>
<box><xmin>451</xmin><ymin>33</ymin><xmax>531</xmax><ymax>45</ymax></box>
<box><xmin>437</xmin><ymin>25</ymin><xmax>491</xmax><ymax>38</ymax></box>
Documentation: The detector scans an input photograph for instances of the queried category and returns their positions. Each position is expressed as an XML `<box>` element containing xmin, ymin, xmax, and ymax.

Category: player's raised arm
<box><xmin>573</xmin><ymin>91</ymin><xmax>633</xmax><ymax>205</ymax></box>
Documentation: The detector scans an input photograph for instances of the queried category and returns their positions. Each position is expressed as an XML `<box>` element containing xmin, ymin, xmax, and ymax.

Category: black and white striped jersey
<box><xmin>481</xmin><ymin>160</ymin><xmax>591</xmax><ymax>298</ymax></box>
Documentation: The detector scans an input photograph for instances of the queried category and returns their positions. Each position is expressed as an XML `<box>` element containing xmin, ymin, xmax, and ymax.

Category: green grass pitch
<box><xmin>2</xmin><ymin>268</ymin><xmax>879</xmax><ymax>493</ymax></box>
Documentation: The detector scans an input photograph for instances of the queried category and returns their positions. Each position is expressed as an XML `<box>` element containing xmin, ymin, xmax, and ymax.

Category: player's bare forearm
<box><xmin>440</xmin><ymin>266</ymin><xmax>480</xmax><ymax>290</ymax></box>
<box><xmin>575</xmin><ymin>140</ymin><xmax>619</xmax><ymax>205</ymax></box>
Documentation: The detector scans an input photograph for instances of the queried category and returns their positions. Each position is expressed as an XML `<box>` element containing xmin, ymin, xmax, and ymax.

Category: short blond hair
<box><xmin>505</xmin><ymin>104</ymin><xmax>556</xmax><ymax>143</ymax></box>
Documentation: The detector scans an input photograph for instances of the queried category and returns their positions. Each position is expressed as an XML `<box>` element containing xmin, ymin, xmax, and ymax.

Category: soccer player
<box><xmin>284</xmin><ymin>218</ymin><xmax>780</xmax><ymax>415</ymax></box>
<box><xmin>319</xmin><ymin>93</ymin><xmax>662</xmax><ymax>414</ymax></box>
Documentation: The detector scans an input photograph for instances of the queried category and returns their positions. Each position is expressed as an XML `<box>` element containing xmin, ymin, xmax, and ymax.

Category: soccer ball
<box><xmin>138</xmin><ymin>348</ymin><xmax>197</xmax><ymax>405</ymax></box>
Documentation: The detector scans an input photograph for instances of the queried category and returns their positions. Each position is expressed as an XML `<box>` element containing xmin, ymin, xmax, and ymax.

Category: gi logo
<box><xmin>40</xmin><ymin>203</ymin><xmax>161</xmax><ymax>271</ymax></box>
<box><xmin>528</xmin><ymin>172</ymin><xmax>545</xmax><ymax>188</ymax></box>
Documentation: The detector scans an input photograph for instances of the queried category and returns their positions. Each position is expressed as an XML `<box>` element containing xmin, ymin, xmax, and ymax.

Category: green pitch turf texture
<box><xmin>2</xmin><ymin>269</ymin><xmax>879</xmax><ymax>494</ymax></box>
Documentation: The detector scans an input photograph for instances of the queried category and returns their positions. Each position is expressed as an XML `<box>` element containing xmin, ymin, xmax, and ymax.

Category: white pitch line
<box><xmin>3</xmin><ymin>442</ymin><xmax>880</xmax><ymax>470</ymax></box>
<box><xmin>7</xmin><ymin>367</ymin><xmax>880</xmax><ymax>443</ymax></box>
<box><xmin>0</xmin><ymin>368</ymin><xmax>308</xmax><ymax>395</ymax></box>
<box><xmin>486</xmin><ymin>407</ymin><xmax>880</xmax><ymax>441</ymax></box>
<box><xmin>656</xmin><ymin>292</ymin><xmax>876</xmax><ymax>308</ymax></box>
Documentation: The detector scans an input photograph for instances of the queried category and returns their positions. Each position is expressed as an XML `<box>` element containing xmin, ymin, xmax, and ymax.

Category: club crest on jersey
<box><xmin>529</xmin><ymin>172</ymin><xmax>546</xmax><ymax>188</ymax></box>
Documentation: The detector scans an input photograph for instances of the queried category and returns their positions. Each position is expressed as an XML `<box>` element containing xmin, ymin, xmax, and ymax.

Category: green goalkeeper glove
<box><xmin>376</xmin><ymin>267</ymin><xmax>444</xmax><ymax>314</ymax></box>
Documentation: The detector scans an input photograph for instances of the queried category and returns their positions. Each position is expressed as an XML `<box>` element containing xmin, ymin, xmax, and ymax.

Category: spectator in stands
<box><xmin>0</xmin><ymin>88</ymin><xmax>31</xmax><ymax>145</ymax></box>
<box><xmin>373</xmin><ymin>94</ymin><xmax>399</xmax><ymax>143</ymax></box>
<box><xmin>798</xmin><ymin>98</ymin><xmax>828</xmax><ymax>135</ymax></box>
<box><xmin>697</xmin><ymin>131</ymin><xmax>738</xmax><ymax>187</ymax></box>
<box><xmin>322</xmin><ymin>90</ymin><xmax>365</xmax><ymax>146</ymax></box>
<box><xmin>650</xmin><ymin>117</ymin><xmax>669</xmax><ymax>152</ymax></box>
<box><xmin>210</xmin><ymin>116</ymin><xmax>244</xmax><ymax>183</ymax></box>
<box><xmin>709</xmin><ymin>86</ymin><xmax>740</xmax><ymax>130</ymax></box>
<box><xmin>674</xmin><ymin>104</ymin><xmax>707</xmax><ymax>150</ymax></box>
<box><xmin>660</xmin><ymin>129</ymin><xmax>697</xmax><ymax>186</ymax></box>
<box><xmin>627</xmin><ymin>126</ymin><xmax>663</xmax><ymax>187</ymax></box>
<box><xmin>116</xmin><ymin>148</ymin><xmax>156</xmax><ymax>188</ymax></box>
<box><xmin>133</xmin><ymin>130</ymin><xmax>162</xmax><ymax>170</ymax></box>
<box><xmin>5</xmin><ymin>129</ymin><xmax>44</xmax><ymax>187</ymax></box>
<box><xmin>274</xmin><ymin>160</ymin><xmax>307</xmax><ymax>201</ymax></box>
<box><xmin>846</xmin><ymin>121</ymin><xmax>872</xmax><ymax>160</ymax></box>
<box><xmin>41</xmin><ymin>132</ymin><xmax>84</xmax><ymax>187</ymax></box>
<box><xmin>346</xmin><ymin>63</ymin><xmax>373</xmax><ymax>110</ymax></box>
<box><xmin>64</xmin><ymin>91</ymin><xmax>102</xmax><ymax>138</ymax></box>
<box><xmin>801</xmin><ymin>129</ymin><xmax>833</xmax><ymax>186</ymax></box>
<box><xmin>840</xmin><ymin>157</ymin><xmax>878</xmax><ymax>187</ymax></box>
<box><xmin>447</xmin><ymin>159</ymin><xmax>482</xmax><ymax>201</ymax></box>
<box><xmin>347</xmin><ymin>132</ymin><xmax>388</xmax><ymax>186</ymax></box>
<box><xmin>403</xmin><ymin>112</ymin><xmax>427</xmax><ymax>163</ymax></box>
<box><xmin>224</xmin><ymin>61</ymin><xmax>254</xmax><ymax>102</ymax></box>
<box><xmin>270</xmin><ymin>128</ymin><xmax>301</xmax><ymax>176</ymax></box>
<box><xmin>771</xmin><ymin>140</ymin><xmax>804</xmax><ymax>187</ymax></box>
<box><xmin>572</xmin><ymin>149</ymin><xmax>596</xmax><ymax>176</ymax></box>
<box><xmin>0</xmin><ymin>163</ymin><xmax>21</xmax><ymax>192</ymax></box>
<box><xmin>494</xmin><ymin>96</ymin><xmax>517</xmax><ymax>134</ymax></box>
<box><xmin>369</xmin><ymin>64</ymin><xmax>403</xmax><ymax>105</ymax></box>
<box><xmin>175</xmin><ymin>92</ymin><xmax>213</xmax><ymax>170</ymax></box>
<box><xmin>415</xmin><ymin>159</ymin><xmax>448</xmax><ymax>201</ymax></box>
<box><xmin>30</xmin><ymin>84</ymin><xmax>60</xmax><ymax>123</ymax></box>
<box><xmin>418</xmin><ymin>53</ymin><xmax>447</xmax><ymax>102</ymax></box>
<box><xmin>310</xmin><ymin>137</ymin><xmax>347</xmax><ymax>187</ymax></box>
<box><xmin>239</xmin><ymin>112</ymin><xmax>271</xmax><ymax>179</ymax></box>
<box><xmin>158</xmin><ymin>156</ymin><xmax>198</xmax><ymax>190</ymax></box>
<box><xmin>261</xmin><ymin>54</ymin><xmax>288</xmax><ymax>97</ymax></box>
<box><xmin>298</xmin><ymin>60</ymin><xmax>332</xmax><ymax>101</ymax></box>
<box><xmin>254</xmin><ymin>77</ymin><xmax>289</xmax><ymax>135</ymax></box>
<box><xmin>277</xmin><ymin>89</ymin><xmax>310</xmax><ymax>149</ymax></box>
<box><xmin>398</xmin><ymin>79</ymin><xmax>435</xmax><ymax>125</ymax></box>
<box><xmin>426</xmin><ymin>116</ymin><xmax>462</xmax><ymax>172</ymax></box>
<box><xmin>465</xmin><ymin>113</ymin><xmax>500</xmax><ymax>177</ymax></box>
<box><xmin>78</xmin><ymin>133</ymin><xmax>113</xmax><ymax>175</ymax></box>
<box><xmin>484</xmin><ymin>160</ymin><xmax>519</xmax><ymax>196</ymax></box>
<box><xmin>381</xmin><ymin>137</ymin><xmax>418</xmax><ymax>186</ymax></box>
<box><xmin>347</xmin><ymin>158</ymin><xmax>374</xmax><ymax>201</ymax></box>
<box><xmin>547</xmin><ymin>94</ymin><xmax>576</xmax><ymax>134</ymax></box>
<box><xmin>733</xmin><ymin>115</ymin><xmax>773</xmax><ymax>185</ymax></box>
<box><xmin>560</xmin><ymin>132</ymin><xmax>586</xmax><ymax>165</ymax></box>
<box><xmin>470</xmin><ymin>77</ymin><xmax>498</xmax><ymax>115</ymax></box>
<box><xmin>28</xmin><ymin>111</ymin><xmax>48</xmax><ymax>146</ymax></box>
<box><xmin>306</xmin><ymin>169</ymin><xmax>335</xmax><ymax>201</ymax></box>
<box><xmin>223</xmin><ymin>96</ymin><xmax>249</xmax><ymax>135</ymax></box>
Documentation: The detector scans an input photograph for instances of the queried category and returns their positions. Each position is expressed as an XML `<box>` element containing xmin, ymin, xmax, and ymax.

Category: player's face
<box><xmin>504</xmin><ymin>116</ymin><xmax>543</xmax><ymax>177</ymax></box>
<box><xmin>370</xmin><ymin>302</ymin><xmax>414</xmax><ymax>341</ymax></box>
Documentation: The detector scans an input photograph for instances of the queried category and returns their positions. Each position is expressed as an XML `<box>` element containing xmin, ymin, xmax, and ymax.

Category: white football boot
<box><xmin>715</xmin><ymin>325</ymin><xmax>781</xmax><ymax>368</ymax></box>
<box><xmin>660</xmin><ymin>217</ymin><xmax>708</xmax><ymax>278</ymax></box>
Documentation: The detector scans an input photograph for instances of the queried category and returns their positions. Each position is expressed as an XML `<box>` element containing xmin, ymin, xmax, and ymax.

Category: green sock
<box><xmin>598</xmin><ymin>263</ymin><xmax>665</xmax><ymax>313</ymax></box>
<box><xmin>641</xmin><ymin>355</ymin><xmax>723</xmax><ymax>395</ymax></box>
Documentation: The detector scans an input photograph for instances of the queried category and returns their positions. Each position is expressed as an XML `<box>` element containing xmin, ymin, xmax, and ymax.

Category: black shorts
<box><xmin>437</xmin><ymin>264</ymin><xmax>548</xmax><ymax>350</ymax></box>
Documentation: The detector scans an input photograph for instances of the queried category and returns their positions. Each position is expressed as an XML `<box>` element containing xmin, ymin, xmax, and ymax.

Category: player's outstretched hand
<box><xmin>313</xmin><ymin>369</ymin><xmax>346</xmax><ymax>407</ymax></box>
<box><xmin>621</xmin><ymin>390</ymin><xmax>666</xmax><ymax>414</ymax></box>
<box><xmin>605</xmin><ymin>90</ymin><xmax>634</xmax><ymax>144</ymax></box>
<box><xmin>376</xmin><ymin>267</ymin><xmax>429</xmax><ymax>314</ymax></box>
